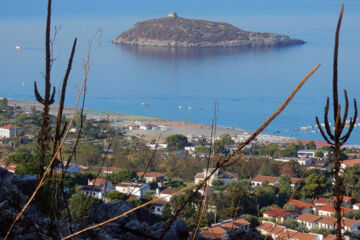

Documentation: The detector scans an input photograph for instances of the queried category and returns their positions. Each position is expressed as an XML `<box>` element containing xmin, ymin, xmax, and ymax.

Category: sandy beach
<box><xmin>8</xmin><ymin>98</ymin><xmax>293</xmax><ymax>143</ymax></box>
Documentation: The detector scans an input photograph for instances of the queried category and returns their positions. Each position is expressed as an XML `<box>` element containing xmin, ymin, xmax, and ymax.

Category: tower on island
<box><xmin>168</xmin><ymin>12</ymin><xmax>178</xmax><ymax>18</ymax></box>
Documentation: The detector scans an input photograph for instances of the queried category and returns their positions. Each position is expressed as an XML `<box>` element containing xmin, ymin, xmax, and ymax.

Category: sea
<box><xmin>1</xmin><ymin>0</ymin><xmax>360</xmax><ymax>144</ymax></box>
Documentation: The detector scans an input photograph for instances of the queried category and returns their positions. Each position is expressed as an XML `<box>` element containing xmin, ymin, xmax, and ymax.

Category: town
<box><xmin>1</xmin><ymin>97</ymin><xmax>360</xmax><ymax>240</ymax></box>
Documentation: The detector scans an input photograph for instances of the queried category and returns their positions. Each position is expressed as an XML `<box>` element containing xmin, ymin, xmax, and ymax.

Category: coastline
<box><xmin>7</xmin><ymin>98</ymin><xmax>294</xmax><ymax>143</ymax></box>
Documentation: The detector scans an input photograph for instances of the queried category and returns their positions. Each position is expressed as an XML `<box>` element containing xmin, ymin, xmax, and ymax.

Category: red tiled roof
<box><xmin>318</xmin><ymin>204</ymin><xmax>352</xmax><ymax>214</ymax></box>
<box><xmin>221</xmin><ymin>222</ymin><xmax>239</xmax><ymax>230</ymax></box>
<box><xmin>160</xmin><ymin>189</ymin><xmax>179</xmax><ymax>195</ymax></box>
<box><xmin>287</xmin><ymin>199</ymin><xmax>313</xmax><ymax>209</ymax></box>
<box><xmin>290</xmin><ymin>177</ymin><xmax>301</xmax><ymax>184</ymax></box>
<box><xmin>336</xmin><ymin>196</ymin><xmax>352</xmax><ymax>202</ymax></box>
<box><xmin>137</xmin><ymin>171</ymin><xmax>166</xmax><ymax>178</ymax></box>
<box><xmin>287</xmin><ymin>140</ymin><xmax>330</xmax><ymax>146</ymax></box>
<box><xmin>296</xmin><ymin>214</ymin><xmax>321</xmax><ymax>223</ymax></box>
<box><xmin>343</xmin><ymin>218</ymin><xmax>360</xmax><ymax>227</ymax></box>
<box><xmin>0</xmin><ymin>124</ymin><xmax>22</xmax><ymax>130</ymax></box>
<box><xmin>314</xmin><ymin>198</ymin><xmax>330</xmax><ymax>205</ymax></box>
<box><xmin>151</xmin><ymin>199</ymin><xmax>167</xmax><ymax>206</ymax></box>
<box><xmin>268</xmin><ymin>225</ymin><xmax>286</xmax><ymax>235</ymax></box>
<box><xmin>263</xmin><ymin>208</ymin><xmax>291</xmax><ymax>218</ymax></box>
<box><xmin>317</xmin><ymin>216</ymin><xmax>336</xmax><ymax>226</ymax></box>
<box><xmin>201</xmin><ymin>228</ymin><xmax>225</xmax><ymax>240</ymax></box>
<box><xmin>252</xmin><ymin>175</ymin><xmax>279</xmax><ymax>183</ymax></box>
<box><xmin>342</xmin><ymin>159</ymin><xmax>360</xmax><ymax>168</ymax></box>
<box><xmin>278</xmin><ymin>229</ymin><xmax>297</xmax><ymax>239</ymax></box>
<box><xmin>89</xmin><ymin>178</ymin><xmax>108</xmax><ymax>185</ymax></box>
<box><xmin>256</xmin><ymin>222</ymin><xmax>274</xmax><ymax>231</ymax></box>
<box><xmin>102</xmin><ymin>167</ymin><xmax>122</xmax><ymax>172</ymax></box>
<box><xmin>291</xmin><ymin>232</ymin><xmax>318</xmax><ymax>240</ymax></box>
<box><xmin>233</xmin><ymin>218</ymin><xmax>250</xmax><ymax>226</ymax></box>
<box><xmin>323</xmin><ymin>234</ymin><xmax>336</xmax><ymax>240</ymax></box>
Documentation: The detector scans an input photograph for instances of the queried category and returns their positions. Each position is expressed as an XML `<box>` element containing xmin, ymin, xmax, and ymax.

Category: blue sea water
<box><xmin>1</xmin><ymin>0</ymin><xmax>360</xmax><ymax>143</ymax></box>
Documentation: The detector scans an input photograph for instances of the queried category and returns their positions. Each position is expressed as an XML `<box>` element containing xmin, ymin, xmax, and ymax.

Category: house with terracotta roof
<box><xmin>343</xmin><ymin>218</ymin><xmax>360</xmax><ymax>234</ymax></box>
<box><xmin>263</xmin><ymin>208</ymin><xmax>294</xmax><ymax>223</ymax></box>
<box><xmin>151</xmin><ymin>199</ymin><xmax>167</xmax><ymax>215</ymax></box>
<box><xmin>200</xmin><ymin>226</ymin><xmax>227</xmax><ymax>239</ymax></box>
<box><xmin>290</xmin><ymin>177</ymin><xmax>301</xmax><ymax>189</ymax></box>
<box><xmin>256</xmin><ymin>221</ymin><xmax>321</xmax><ymax>240</ymax></box>
<box><xmin>102</xmin><ymin>166</ymin><xmax>122</xmax><ymax>174</ymax></box>
<box><xmin>341</xmin><ymin>159</ymin><xmax>360</xmax><ymax>169</ymax></box>
<box><xmin>316</xmin><ymin>216</ymin><xmax>337</xmax><ymax>230</ymax></box>
<box><xmin>194</xmin><ymin>168</ymin><xmax>238</xmax><ymax>187</ymax></box>
<box><xmin>88</xmin><ymin>178</ymin><xmax>112</xmax><ymax>191</ymax></box>
<box><xmin>0</xmin><ymin>159</ymin><xmax>17</xmax><ymax>173</ymax></box>
<box><xmin>251</xmin><ymin>175</ymin><xmax>279</xmax><ymax>187</ymax></box>
<box><xmin>79</xmin><ymin>185</ymin><xmax>109</xmax><ymax>201</ymax></box>
<box><xmin>115</xmin><ymin>181</ymin><xmax>150</xmax><ymax>199</ymax></box>
<box><xmin>323</xmin><ymin>234</ymin><xmax>336</xmax><ymax>240</ymax></box>
<box><xmin>137</xmin><ymin>171</ymin><xmax>167</xmax><ymax>186</ymax></box>
<box><xmin>156</xmin><ymin>188</ymin><xmax>179</xmax><ymax>202</ymax></box>
<box><xmin>313</xmin><ymin>198</ymin><xmax>330</xmax><ymax>207</ymax></box>
<box><xmin>296</xmin><ymin>214</ymin><xmax>321</xmax><ymax>230</ymax></box>
<box><xmin>353</xmin><ymin>203</ymin><xmax>360</xmax><ymax>210</ymax></box>
<box><xmin>286</xmin><ymin>199</ymin><xmax>314</xmax><ymax>214</ymax></box>
<box><xmin>218</xmin><ymin>218</ymin><xmax>251</xmax><ymax>232</ymax></box>
<box><xmin>317</xmin><ymin>204</ymin><xmax>352</xmax><ymax>217</ymax></box>
<box><xmin>0</xmin><ymin>124</ymin><xmax>22</xmax><ymax>138</ymax></box>
<box><xmin>200</xmin><ymin>218</ymin><xmax>250</xmax><ymax>239</ymax></box>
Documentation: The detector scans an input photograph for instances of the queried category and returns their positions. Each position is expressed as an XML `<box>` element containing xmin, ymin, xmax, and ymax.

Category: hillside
<box><xmin>113</xmin><ymin>13</ymin><xmax>305</xmax><ymax>48</ymax></box>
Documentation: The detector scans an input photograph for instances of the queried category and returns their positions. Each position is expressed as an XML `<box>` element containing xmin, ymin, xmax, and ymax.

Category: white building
<box><xmin>157</xmin><ymin>188</ymin><xmax>179</xmax><ymax>202</ymax></box>
<box><xmin>80</xmin><ymin>185</ymin><xmax>105</xmax><ymax>200</ymax></box>
<box><xmin>0</xmin><ymin>124</ymin><xmax>23</xmax><ymax>138</ymax></box>
<box><xmin>296</xmin><ymin>214</ymin><xmax>321</xmax><ymax>230</ymax></box>
<box><xmin>297</xmin><ymin>150</ymin><xmax>316</xmax><ymax>158</ymax></box>
<box><xmin>194</xmin><ymin>168</ymin><xmax>238</xmax><ymax>186</ymax></box>
<box><xmin>115</xmin><ymin>181</ymin><xmax>150</xmax><ymax>199</ymax></box>
<box><xmin>137</xmin><ymin>171</ymin><xmax>167</xmax><ymax>186</ymax></box>
<box><xmin>88</xmin><ymin>178</ymin><xmax>112</xmax><ymax>192</ymax></box>
<box><xmin>251</xmin><ymin>175</ymin><xmax>279</xmax><ymax>187</ymax></box>
<box><xmin>151</xmin><ymin>199</ymin><xmax>167</xmax><ymax>215</ymax></box>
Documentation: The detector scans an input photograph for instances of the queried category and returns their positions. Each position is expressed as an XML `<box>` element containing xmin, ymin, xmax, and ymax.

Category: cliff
<box><xmin>113</xmin><ymin>14</ymin><xmax>305</xmax><ymax>48</ymax></box>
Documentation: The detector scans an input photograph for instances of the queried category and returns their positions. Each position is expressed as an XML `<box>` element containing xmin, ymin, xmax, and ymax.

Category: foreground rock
<box><xmin>113</xmin><ymin>13</ymin><xmax>305</xmax><ymax>48</ymax></box>
<box><xmin>0</xmin><ymin>167</ymin><xmax>190</xmax><ymax>240</ymax></box>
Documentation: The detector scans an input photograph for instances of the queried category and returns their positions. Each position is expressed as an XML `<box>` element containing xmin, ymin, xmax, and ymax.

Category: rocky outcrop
<box><xmin>0</xmin><ymin>167</ymin><xmax>190</xmax><ymax>240</ymax></box>
<box><xmin>113</xmin><ymin>15</ymin><xmax>305</xmax><ymax>48</ymax></box>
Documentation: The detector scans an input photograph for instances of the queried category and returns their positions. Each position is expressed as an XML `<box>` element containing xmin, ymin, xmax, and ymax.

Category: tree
<box><xmin>76</xmin><ymin>142</ymin><xmax>103</xmax><ymax>166</ymax></box>
<box><xmin>106</xmin><ymin>169</ymin><xmax>136</xmax><ymax>184</ymax></box>
<box><xmin>105</xmin><ymin>191</ymin><xmax>128</xmax><ymax>202</ymax></box>
<box><xmin>306</xmin><ymin>140</ymin><xmax>316</xmax><ymax>149</ymax></box>
<box><xmin>165</xmin><ymin>134</ymin><xmax>188</xmax><ymax>150</ymax></box>
<box><xmin>277</xmin><ymin>175</ymin><xmax>293</xmax><ymax>206</ymax></box>
<box><xmin>296</xmin><ymin>140</ymin><xmax>305</xmax><ymax>150</ymax></box>
<box><xmin>220</xmin><ymin>135</ymin><xmax>234</xmax><ymax>146</ymax></box>
<box><xmin>161</xmin><ymin>203</ymin><xmax>172</xmax><ymax>220</ymax></box>
<box><xmin>283</xmin><ymin>218</ymin><xmax>299</xmax><ymax>229</ymax></box>
<box><xmin>300</xmin><ymin>173</ymin><xmax>332</xmax><ymax>199</ymax></box>
<box><xmin>315</xmin><ymin>150</ymin><xmax>324</xmax><ymax>158</ymax></box>
<box><xmin>253</xmin><ymin>181</ymin><xmax>277</xmax><ymax>210</ymax></box>
<box><xmin>69</xmin><ymin>190</ymin><xmax>102</xmax><ymax>220</ymax></box>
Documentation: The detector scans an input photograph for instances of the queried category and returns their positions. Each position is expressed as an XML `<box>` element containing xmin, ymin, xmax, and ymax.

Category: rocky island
<box><xmin>113</xmin><ymin>12</ymin><xmax>305</xmax><ymax>48</ymax></box>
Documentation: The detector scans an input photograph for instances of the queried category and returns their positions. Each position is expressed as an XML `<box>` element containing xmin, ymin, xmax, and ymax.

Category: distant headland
<box><xmin>112</xmin><ymin>12</ymin><xmax>305</xmax><ymax>48</ymax></box>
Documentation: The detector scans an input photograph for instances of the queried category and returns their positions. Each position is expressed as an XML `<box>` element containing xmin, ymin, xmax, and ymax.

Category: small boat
<box><xmin>16</xmin><ymin>45</ymin><xmax>22</xmax><ymax>50</ymax></box>
<box><xmin>178</xmin><ymin>105</ymin><xmax>182</xmax><ymax>109</ymax></box>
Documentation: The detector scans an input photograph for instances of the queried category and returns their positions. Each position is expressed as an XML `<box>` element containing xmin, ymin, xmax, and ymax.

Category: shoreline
<box><xmin>7</xmin><ymin>98</ymin><xmax>294</xmax><ymax>143</ymax></box>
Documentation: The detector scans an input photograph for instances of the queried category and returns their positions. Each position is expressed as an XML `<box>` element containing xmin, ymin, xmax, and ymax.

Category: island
<box><xmin>113</xmin><ymin>12</ymin><xmax>305</xmax><ymax>48</ymax></box>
